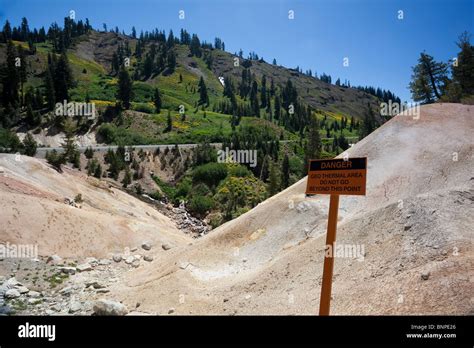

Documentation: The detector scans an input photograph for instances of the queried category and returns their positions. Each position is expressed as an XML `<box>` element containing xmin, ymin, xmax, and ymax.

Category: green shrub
<box><xmin>192</xmin><ymin>162</ymin><xmax>228</xmax><ymax>187</ymax></box>
<box><xmin>227</xmin><ymin>163</ymin><xmax>252</xmax><ymax>177</ymax></box>
<box><xmin>189</xmin><ymin>195</ymin><xmax>214</xmax><ymax>216</ymax></box>
<box><xmin>132</xmin><ymin>103</ymin><xmax>154</xmax><ymax>114</ymax></box>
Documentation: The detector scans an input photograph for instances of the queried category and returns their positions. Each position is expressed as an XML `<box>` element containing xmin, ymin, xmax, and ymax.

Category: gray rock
<box><xmin>93</xmin><ymin>299</ymin><xmax>128</xmax><ymax>316</ymax></box>
<box><xmin>130</xmin><ymin>247</ymin><xmax>138</xmax><ymax>252</ymax></box>
<box><xmin>59</xmin><ymin>267</ymin><xmax>76</xmax><ymax>275</ymax></box>
<box><xmin>69</xmin><ymin>301</ymin><xmax>82</xmax><ymax>313</ymax></box>
<box><xmin>144</xmin><ymin>255</ymin><xmax>153</xmax><ymax>262</ymax></box>
<box><xmin>47</xmin><ymin>255</ymin><xmax>62</xmax><ymax>264</ymax></box>
<box><xmin>76</xmin><ymin>263</ymin><xmax>92</xmax><ymax>272</ymax></box>
<box><xmin>131</xmin><ymin>259</ymin><xmax>140</xmax><ymax>268</ymax></box>
<box><xmin>59</xmin><ymin>286</ymin><xmax>73</xmax><ymax>296</ymax></box>
<box><xmin>5</xmin><ymin>289</ymin><xmax>21</xmax><ymax>299</ymax></box>
<box><xmin>98</xmin><ymin>259</ymin><xmax>111</xmax><ymax>266</ymax></box>
<box><xmin>16</xmin><ymin>286</ymin><xmax>29</xmax><ymax>294</ymax></box>
<box><xmin>85</xmin><ymin>257</ymin><xmax>98</xmax><ymax>267</ymax></box>
<box><xmin>404</xmin><ymin>225</ymin><xmax>412</xmax><ymax>231</ymax></box>
<box><xmin>162</xmin><ymin>243</ymin><xmax>173</xmax><ymax>251</ymax></box>
<box><xmin>124</xmin><ymin>256</ymin><xmax>135</xmax><ymax>265</ymax></box>
<box><xmin>141</xmin><ymin>242</ymin><xmax>152</xmax><ymax>251</ymax></box>
<box><xmin>421</xmin><ymin>271</ymin><xmax>430</xmax><ymax>280</ymax></box>
<box><xmin>95</xmin><ymin>288</ymin><xmax>110</xmax><ymax>294</ymax></box>
<box><xmin>28</xmin><ymin>298</ymin><xmax>41</xmax><ymax>305</ymax></box>
<box><xmin>113</xmin><ymin>254</ymin><xmax>122</xmax><ymax>263</ymax></box>
<box><xmin>28</xmin><ymin>291</ymin><xmax>41</xmax><ymax>298</ymax></box>
<box><xmin>168</xmin><ymin>307</ymin><xmax>175</xmax><ymax>314</ymax></box>
<box><xmin>6</xmin><ymin>277</ymin><xmax>21</xmax><ymax>288</ymax></box>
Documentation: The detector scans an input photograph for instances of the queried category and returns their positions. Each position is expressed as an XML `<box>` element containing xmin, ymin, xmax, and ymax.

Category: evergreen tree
<box><xmin>165</xmin><ymin>110</ymin><xmax>172</xmax><ymax>132</ymax></box>
<box><xmin>303</xmin><ymin>115</ymin><xmax>322</xmax><ymax>174</ymax></box>
<box><xmin>250</xmin><ymin>81</ymin><xmax>259</xmax><ymax>116</ymax></box>
<box><xmin>44</xmin><ymin>67</ymin><xmax>56</xmax><ymax>110</ymax></box>
<box><xmin>153</xmin><ymin>87</ymin><xmax>162</xmax><ymax>113</ymax></box>
<box><xmin>53</xmin><ymin>53</ymin><xmax>74</xmax><ymax>102</ymax></box>
<box><xmin>2</xmin><ymin>20</ymin><xmax>12</xmax><ymax>42</ymax></box>
<box><xmin>94</xmin><ymin>163</ymin><xmax>102</xmax><ymax>178</ymax></box>
<box><xmin>190</xmin><ymin>34</ymin><xmax>201</xmax><ymax>57</ymax></box>
<box><xmin>122</xmin><ymin>168</ymin><xmax>132</xmax><ymax>187</ymax></box>
<box><xmin>360</xmin><ymin>104</ymin><xmax>376</xmax><ymax>139</ymax></box>
<box><xmin>117</xmin><ymin>65</ymin><xmax>133</xmax><ymax>109</ymax></box>
<box><xmin>2</xmin><ymin>40</ymin><xmax>20</xmax><ymax>107</ymax></box>
<box><xmin>409</xmin><ymin>52</ymin><xmax>448</xmax><ymax>103</ymax></box>
<box><xmin>268</xmin><ymin>161</ymin><xmax>280</xmax><ymax>195</ymax></box>
<box><xmin>22</xmin><ymin>132</ymin><xmax>37</xmax><ymax>156</ymax></box>
<box><xmin>260</xmin><ymin>75</ymin><xmax>267</xmax><ymax>108</ymax></box>
<box><xmin>281</xmin><ymin>153</ymin><xmax>290</xmax><ymax>189</ymax></box>
<box><xmin>452</xmin><ymin>32</ymin><xmax>474</xmax><ymax>96</ymax></box>
<box><xmin>167</xmin><ymin>50</ymin><xmax>176</xmax><ymax>72</ymax></box>
<box><xmin>198</xmin><ymin>76</ymin><xmax>209</xmax><ymax>106</ymax></box>
<box><xmin>61</xmin><ymin>118</ymin><xmax>79</xmax><ymax>164</ymax></box>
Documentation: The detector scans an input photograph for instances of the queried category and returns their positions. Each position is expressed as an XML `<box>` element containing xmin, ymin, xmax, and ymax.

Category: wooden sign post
<box><xmin>305</xmin><ymin>157</ymin><xmax>367</xmax><ymax>315</ymax></box>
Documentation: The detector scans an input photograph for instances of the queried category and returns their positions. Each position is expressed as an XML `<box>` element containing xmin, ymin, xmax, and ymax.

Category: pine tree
<box><xmin>165</xmin><ymin>110</ymin><xmax>172</xmax><ymax>132</ymax></box>
<box><xmin>22</xmin><ymin>132</ymin><xmax>37</xmax><ymax>156</ymax></box>
<box><xmin>2</xmin><ymin>40</ymin><xmax>20</xmax><ymax>107</ymax></box>
<box><xmin>303</xmin><ymin>115</ymin><xmax>322</xmax><ymax>174</ymax></box>
<box><xmin>452</xmin><ymin>32</ymin><xmax>474</xmax><ymax>96</ymax></box>
<box><xmin>409</xmin><ymin>52</ymin><xmax>448</xmax><ymax>103</ymax></box>
<box><xmin>268</xmin><ymin>161</ymin><xmax>280</xmax><ymax>195</ymax></box>
<box><xmin>250</xmin><ymin>81</ymin><xmax>259</xmax><ymax>116</ymax></box>
<box><xmin>122</xmin><ymin>168</ymin><xmax>132</xmax><ymax>187</ymax></box>
<box><xmin>44</xmin><ymin>67</ymin><xmax>56</xmax><ymax>110</ymax></box>
<box><xmin>53</xmin><ymin>53</ymin><xmax>74</xmax><ymax>102</ymax></box>
<box><xmin>117</xmin><ymin>65</ymin><xmax>133</xmax><ymax>109</ymax></box>
<box><xmin>198</xmin><ymin>76</ymin><xmax>209</xmax><ymax>106</ymax></box>
<box><xmin>61</xmin><ymin>118</ymin><xmax>79</xmax><ymax>164</ymax></box>
<box><xmin>167</xmin><ymin>50</ymin><xmax>176</xmax><ymax>72</ymax></box>
<box><xmin>281</xmin><ymin>153</ymin><xmax>290</xmax><ymax>189</ymax></box>
<box><xmin>360</xmin><ymin>104</ymin><xmax>376</xmax><ymax>139</ymax></box>
<box><xmin>94</xmin><ymin>163</ymin><xmax>102</xmax><ymax>178</ymax></box>
<box><xmin>153</xmin><ymin>87</ymin><xmax>162</xmax><ymax>113</ymax></box>
<box><xmin>260</xmin><ymin>75</ymin><xmax>267</xmax><ymax>108</ymax></box>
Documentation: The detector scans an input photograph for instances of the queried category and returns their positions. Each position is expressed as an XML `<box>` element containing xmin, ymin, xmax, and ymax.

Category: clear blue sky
<box><xmin>1</xmin><ymin>0</ymin><xmax>472</xmax><ymax>102</ymax></box>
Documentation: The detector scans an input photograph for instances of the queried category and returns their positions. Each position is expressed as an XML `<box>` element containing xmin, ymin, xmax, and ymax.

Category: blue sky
<box><xmin>0</xmin><ymin>0</ymin><xmax>472</xmax><ymax>102</ymax></box>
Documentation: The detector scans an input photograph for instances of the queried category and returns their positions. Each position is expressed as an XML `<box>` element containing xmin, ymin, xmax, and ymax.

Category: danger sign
<box><xmin>306</xmin><ymin>157</ymin><xmax>367</xmax><ymax>196</ymax></box>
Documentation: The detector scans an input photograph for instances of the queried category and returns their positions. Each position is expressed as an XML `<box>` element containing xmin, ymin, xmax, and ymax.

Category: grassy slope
<box><xmin>0</xmin><ymin>31</ymin><xmax>360</xmax><ymax>145</ymax></box>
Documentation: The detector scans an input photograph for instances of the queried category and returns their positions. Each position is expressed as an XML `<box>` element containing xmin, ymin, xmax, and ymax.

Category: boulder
<box><xmin>59</xmin><ymin>267</ymin><xmax>77</xmax><ymax>275</ymax></box>
<box><xmin>144</xmin><ymin>255</ymin><xmax>153</xmax><ymax>262</ymax></box>
<box><xmin>124</xmin><ymin>256</ymin><xmax>134</xmax><ymax>265</ymax></box>
<box><xmin>28</xmin><ymin>291</ymin><xmax>41</xmax><ymax>298</ymax></box>
<box><xmin>16</xmin><ymin>286</ymin><xmax>29</xmax><ymax>294</ymax></box>
<box><xmin>93</xmin><ymin>299</ymin><xmax>128</xmax><ymax>316</ymax></box>
<box><xmin>76</xmin><ymin>263</ymin><xmax>92</xmax><ymax>272</ymax></box>
<box><xmin>47</xmin><ymin>255</ymin><xmax>62</xmax><ymax>264</ymax></box>
<box><xmin>98</xmin><ymin>259</ymin><xmax>111</xmax><ymax>266</ymax></box>
<box><xmin>5</xmin><ymin>289</ymin><xmax>21</xmax><ymax>299</ymax></box>
<box><xmin>112</xmin><ymin>254</ymin><xmax>122</xmax><ymax>263</ymax></box>
<box><xmin>162</xmin><ymin>243</ymin><xmax>173</xmax><ymax>251</ymax></box>
<box><xmin>141</xmin><ymin>242</ymin><xmax>152</xmax><ymax>251</ymax></box>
